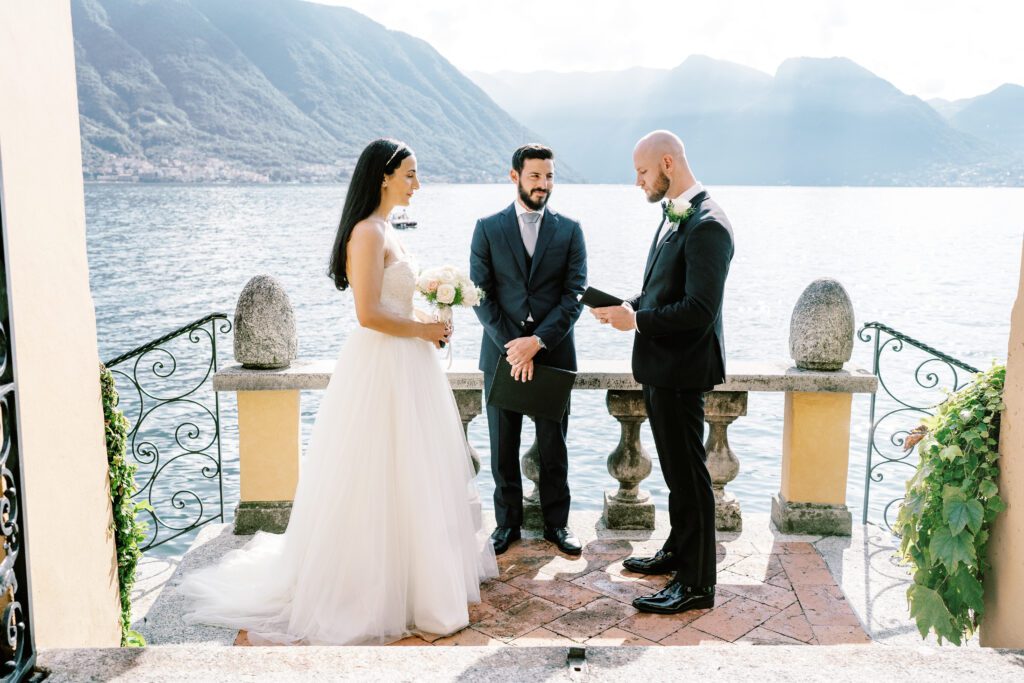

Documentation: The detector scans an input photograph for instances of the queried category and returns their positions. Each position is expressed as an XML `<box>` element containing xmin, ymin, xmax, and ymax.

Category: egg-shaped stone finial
<box><xmin>789</xmin><ymin>278</ymin><xmax>854</xmax><ymax>371</ymax></box>
<box><xmin>233</xmin><ymin>275</ymin><xmax>297</xmax><ymax>369</ymax></box>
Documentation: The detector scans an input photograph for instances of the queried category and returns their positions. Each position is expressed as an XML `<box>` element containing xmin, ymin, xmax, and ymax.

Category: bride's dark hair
<box><xmin>328</xmin><ymin>138</ymin><xmax>413</xmax><ymax>290</ymax></box>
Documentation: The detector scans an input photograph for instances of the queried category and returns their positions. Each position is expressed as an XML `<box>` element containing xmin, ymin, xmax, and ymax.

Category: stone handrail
<box><xmin>213</xmin><ymin>359</ymin><xmax>877</xmax><ymax>393</ymax></box>
<box><xmin>214</xmin><ymin>358</ymin><xmax>875</xmax><ymax>536</ymax></box>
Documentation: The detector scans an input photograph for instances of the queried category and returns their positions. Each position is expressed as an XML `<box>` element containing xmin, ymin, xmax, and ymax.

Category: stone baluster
<box><xmin>521</xmin><ymin>439</ymin><xmax>544</xmax><ymax>529</ymax></box>
<box><xmin>705</xmin><ymin>391</ymin><xmax>748</xmax><ymax>532</ymax></box>
<box><xmin>452</xmin><ymin>389</ymin><xmax>482</xmax><ymax>475</ymax></box>
<box><xmin>603</xmin><ymin>390</ymin><xmax>655</xmax><ymax>529</ymax></box>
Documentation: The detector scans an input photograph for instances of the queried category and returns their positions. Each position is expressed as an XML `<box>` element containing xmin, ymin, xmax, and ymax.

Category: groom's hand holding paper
<box><xmin>487</xmin><ymin>356</ymin><xmax>575</xmax><ymax>423</ymax></box>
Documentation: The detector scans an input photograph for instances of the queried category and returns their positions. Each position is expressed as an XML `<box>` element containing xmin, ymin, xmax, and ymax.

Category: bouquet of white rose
<box><xmin>416</xmin><ymin>265</ymin><xmax>483</xmax><ymax>324</ymax></box>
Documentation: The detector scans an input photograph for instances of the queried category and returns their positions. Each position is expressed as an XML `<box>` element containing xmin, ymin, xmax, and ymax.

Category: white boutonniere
<box><xmin>665</xmin><ymin>198</ymin><xmax>694</xmax><ymax>226</ymax></box>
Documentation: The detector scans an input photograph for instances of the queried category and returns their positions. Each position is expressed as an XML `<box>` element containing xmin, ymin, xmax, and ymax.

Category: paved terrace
<box><xmin>37</xmin><ymin>514</ymin><xmax>1023</xmax><ymax>681</ymax></box>
<box><xmin>127</xmin><ymin>512</ymin><xmax>930</xmax><ymax>648</ymax></box>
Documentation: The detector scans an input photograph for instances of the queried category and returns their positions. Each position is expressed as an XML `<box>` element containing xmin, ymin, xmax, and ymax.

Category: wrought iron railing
<box><xmin>105</xmin><ymin>313</ymin><xmax>231</xmax><ymax>552</ymax></box>
<box><xmin>858</xmin><ymin>321</ymin><xmax>980</xmax><ymax>530</ymax></box>
<box><xmin>1</xmin><ymin>203</ymin><xmax>37</xmax><ymax>680</ymax></box>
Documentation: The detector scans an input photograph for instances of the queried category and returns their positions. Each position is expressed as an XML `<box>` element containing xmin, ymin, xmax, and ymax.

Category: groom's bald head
<box><xmin>635</xmin><ymin>130</ymin><xmax>686</xmax><ymax>161</ymax></box>
<box><xmin>633</xmin><ymin>130</ymin><xmax>695</xmax><ymax>203</ymax></box>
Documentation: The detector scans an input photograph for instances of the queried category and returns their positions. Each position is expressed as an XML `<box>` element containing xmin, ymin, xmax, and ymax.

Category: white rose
<box><xmin>462</xmin><ymin>287</ymin><xmax>481</xmax><ymax>306</ymax></box>
<box><xmin>416</xmin><ymin>274</ymin><xmax>433</xmax><ymax>292</ymax></box>
<box><xmin>440</xmin><ymin>267</ymin><xmax>458</xmax><ymax>284</ymax></box>
<box><xmin>436</xmin><ymin>283</ymin><xmax>456</xmax><ymax>305</ymax></box>
<box><xmin>667</xmin><ymin>199</ymin><xmax>692</xmax><ymax>225</ymax></box>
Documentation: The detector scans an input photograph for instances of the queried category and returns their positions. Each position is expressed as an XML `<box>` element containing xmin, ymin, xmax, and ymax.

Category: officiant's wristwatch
<box><xmin>533</xmin><ymin>335</ymin><xmax>546</xmax><ymax>349</ymax></box>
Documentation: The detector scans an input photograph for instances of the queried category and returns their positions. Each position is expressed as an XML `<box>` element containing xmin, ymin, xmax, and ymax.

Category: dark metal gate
<box><xmin>858</xmin><ymin>322</ymin><xmax>980</xmax><ymax>530</ymax></box>
<box><xmin>1</xmin><ymin>180</ymin><xmax>38</xmax><ymax>681</ymax></box>
<box><xmin>105</xmin><ymin>314</ymin><xmax>231</xmax><ymax>552</ymax></box>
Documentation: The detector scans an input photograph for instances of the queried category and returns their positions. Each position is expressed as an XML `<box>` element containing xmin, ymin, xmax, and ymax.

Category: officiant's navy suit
<box><xmin>470</xmin><ymin>203</ymin><xmax>586</xmax><ymax>529</ymax></box>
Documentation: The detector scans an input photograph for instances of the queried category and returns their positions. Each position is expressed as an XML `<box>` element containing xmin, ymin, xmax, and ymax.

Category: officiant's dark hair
<box><xmin>512</xmin><ymin>143</ymin><xmax>554</xmax><ymax>173</ymax></box>
<box><xmin>329</xmin><ymin>138</ymin><xmax>413</xmax><ymax>291</ymax></box>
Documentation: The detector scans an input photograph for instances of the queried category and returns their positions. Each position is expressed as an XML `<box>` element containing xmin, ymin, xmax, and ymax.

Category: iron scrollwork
<box><xmin>105</xmin><ymin>313</ymin><xmax>231</xmax><ymax>552</ymax></box>
<box><xmin>1</xmin><ymin>214</ymin><xmax>36</xmax><ymax>680</ymax></box>
<box><xmin>858</xmin><ymin>322</ymin><xmax>980</xmax><ymax>531</ymax></box>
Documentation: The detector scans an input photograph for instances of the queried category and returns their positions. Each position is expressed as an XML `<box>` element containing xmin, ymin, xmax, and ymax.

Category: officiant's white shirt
<box><xmin>514</xmin><ymin>199</ymin><xmax>546</xmax><ymax>335</ymax></box>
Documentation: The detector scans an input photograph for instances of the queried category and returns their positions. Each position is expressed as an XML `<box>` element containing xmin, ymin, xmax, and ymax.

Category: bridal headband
<box><xmin>384</xmin><ymin>142</ymin><xmax>406</xmax><ymax>168</ymax></box>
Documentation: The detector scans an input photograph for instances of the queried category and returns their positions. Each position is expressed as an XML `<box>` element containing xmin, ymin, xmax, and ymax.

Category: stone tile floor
<box><xmin>233</xmin><ymin>536</ymin><xmax>870</xmax><ymax>648</ymax></box>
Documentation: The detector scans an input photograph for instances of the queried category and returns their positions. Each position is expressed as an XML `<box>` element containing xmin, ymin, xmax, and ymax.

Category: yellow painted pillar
<box><xmin>771</xmin><ymin>391</ymin><xmax>854</xmax><ymax>534</ymax></box>
<box><xmin>234</xmin><ymin>390</ymin><xmax>301</xmax><ymax>533</ymax></box>
<box><xmin>981</xmin><ymin>242</ymin><xmax>1024</xmax><ymax>648</ymax></box>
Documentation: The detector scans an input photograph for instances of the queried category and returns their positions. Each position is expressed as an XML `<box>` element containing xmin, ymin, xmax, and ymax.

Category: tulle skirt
<box><xmin>179</xmin><ymin>327</ymin><xmax>498</xmax><ymax>644</ymax></box>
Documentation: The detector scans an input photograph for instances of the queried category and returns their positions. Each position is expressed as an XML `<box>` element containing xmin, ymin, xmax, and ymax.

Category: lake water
<box><xmin>86</xmin><ymin>183</ymin><xmax>1023</xmax><ymax>557</ymax></box>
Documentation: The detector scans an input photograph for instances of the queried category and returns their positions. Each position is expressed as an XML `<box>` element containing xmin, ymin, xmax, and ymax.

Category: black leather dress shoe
<box><xmin>622</xmin><ymin>550</ymin><xmax>676</xmax><ymax>575</ymax></box>
<box><xmin>632</xmin><ymin>581</ymin><xmax>715</xmax><ymax>614</ymax></box>
<box><xmin>490</xmin><ymin>526</ymin><xmax>520</xmax><ymax>555</ymax></box>
<box><xmin>543</xmin><ymin>526</ymin><xmax>583</xmax><ymax>555</ymax></box>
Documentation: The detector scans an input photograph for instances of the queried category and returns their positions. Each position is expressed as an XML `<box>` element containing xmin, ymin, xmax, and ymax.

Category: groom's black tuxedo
<box><xmin>471</xmin><ymin>203</ymin><xmax>587</xmax><ymax>529</ymax></box>
<box><xmin>627</xmin><ymin>190</ymin><xmax>733</xmax><ymax>589</ymax></box>
<box><xmin>628</xmin><ymin>191</ymin><xmax>732</xmax><ymax>390</ymax></box>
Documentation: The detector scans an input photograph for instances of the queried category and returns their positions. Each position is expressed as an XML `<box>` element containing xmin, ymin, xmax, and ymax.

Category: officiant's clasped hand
<box><xmin>504</xmin><ymin>335</ymin><xmax>542</xmax><ymax>381</ymax></box>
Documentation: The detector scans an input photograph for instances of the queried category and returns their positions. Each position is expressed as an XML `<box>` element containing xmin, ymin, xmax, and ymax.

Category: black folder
<box><xmin>487</xmin><ymin>356</ymin><xmax>576</xmax><ymax>422</ymax></box>
<box><xmin>580</xmin><ymin>286</ymin><xmax>624</xmax><ymax>308</ymax></box>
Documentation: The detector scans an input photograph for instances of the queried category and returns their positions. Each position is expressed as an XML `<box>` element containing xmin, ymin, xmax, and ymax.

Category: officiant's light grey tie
<box><xmin>521</xmin><ymin>212</ymin><xmax>541</xmax><ymax>257</ymax></box>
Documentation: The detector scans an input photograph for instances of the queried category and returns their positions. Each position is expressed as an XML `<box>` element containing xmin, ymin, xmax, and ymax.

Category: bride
<box><xmin>180</xmin><ymin>138</ymin><xmax>498</xmax><ymax>645</ymax></box>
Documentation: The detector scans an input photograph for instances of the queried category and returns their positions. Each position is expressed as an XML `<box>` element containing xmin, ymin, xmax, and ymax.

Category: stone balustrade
<box><xmin>214</xmin><ymin>359</ymin><xmax>876</xmax><ymax>536</ymax></box>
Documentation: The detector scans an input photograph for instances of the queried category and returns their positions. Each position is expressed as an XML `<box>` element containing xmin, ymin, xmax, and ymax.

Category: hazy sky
<box><xmin>313</xmin><ymin>0</ymin><xmax>1021</xmax><ymax>101</ymax></box>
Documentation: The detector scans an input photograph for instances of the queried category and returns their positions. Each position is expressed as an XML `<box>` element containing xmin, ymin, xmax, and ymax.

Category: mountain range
<box><xmin>72</xmin><ymin>0</ymin><xmax>545</xmax><ymax>182</ymax></box>
<box><xmin>471</xmin><ymin>56</ymin><xmax>1024</xmax><ymax>186</ymax></box>
<box><xmin>72</xmin><ymin>0</ymin><xmax>1024</xmax><ymax>186</ymax></box>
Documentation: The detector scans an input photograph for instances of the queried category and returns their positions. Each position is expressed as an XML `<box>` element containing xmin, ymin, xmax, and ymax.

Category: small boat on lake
<box><xmin>391</xmin><ymin>209</ymin><xmax>417</xmax><ymax>229</ymax></box>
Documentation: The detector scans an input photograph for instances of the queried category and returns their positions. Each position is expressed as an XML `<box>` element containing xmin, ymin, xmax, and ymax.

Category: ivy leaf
<box><xmin>979</xmin><ymin>479</ymin><xmax>998</xmax><ymax>498</ymax></box>
<box><xmin>964</xmin><ymin>499</ymin><xmax>984</xmax><ymax>534</ymax></box>
<box><xmin>908</xmin><ymin>584</ymin><xmax>959</xmax><ymax>643</ymax></box>
<box><xmin>939</xmin><ymin>444</ymin><xmax>963</xmax><ymax>461</ymax></box>
<box><xmin>930</xmin><ymin>527</ymin><xmax>976</xmax><ymax>572</ymax></box>
<box><xmin>950</xmin><ymin>568</ymin><xmax>985</xmax><ymax>614</ymax></box>
<box><xmin>944</xmin><ymin>495</ymin><xmax>984</xmax><ymax>535</ymax></box>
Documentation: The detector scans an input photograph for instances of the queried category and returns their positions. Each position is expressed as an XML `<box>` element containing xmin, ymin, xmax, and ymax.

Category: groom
<box><xmin>470</xmin><ymin>143</ymin><xmax>587</xmax><ymax>556</ymax></box>
<box><xmin>594</xmin><ymin>130</ymin><xmax>734</xmax><ymax>613</ymax></box>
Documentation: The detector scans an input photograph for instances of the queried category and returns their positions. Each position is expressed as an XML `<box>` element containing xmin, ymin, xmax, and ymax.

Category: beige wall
<box><xmin>0</xmin><ymin>1</ymin><xmax>121</xmax><ymax>647</ymax></box>
<box><xmin>981</xmin><ymin>240</ymin><xmax>1024</xmax><ymax>647</ymax></box>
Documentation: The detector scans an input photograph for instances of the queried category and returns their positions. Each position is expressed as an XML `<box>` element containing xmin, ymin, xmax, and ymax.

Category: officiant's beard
<box><xmin>646</xmin><ymin>170</ymin><xmax>671</xmax><ymax>203</ymax></box>
<box><xmin>518</xmin><ymin>182</ymin><xmax>551</xmax><ymax>211</ymax></box>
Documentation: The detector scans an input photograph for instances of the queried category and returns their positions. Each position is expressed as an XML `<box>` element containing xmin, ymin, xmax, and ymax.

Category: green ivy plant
<box><xmin>101</xmin><ymin>364</ymin><xmax>151</xmax><ymax>647</ymax></box>
<box><xmin>895</xmin><ymin>363</ymin><xmax>1006</xmax><ymax>645</ymax></box>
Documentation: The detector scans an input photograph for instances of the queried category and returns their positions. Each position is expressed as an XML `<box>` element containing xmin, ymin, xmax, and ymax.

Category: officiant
<box><xmin>469</xmin><ymin>143</ymin><xmax>588</xmax><ymax>556</ymax></box>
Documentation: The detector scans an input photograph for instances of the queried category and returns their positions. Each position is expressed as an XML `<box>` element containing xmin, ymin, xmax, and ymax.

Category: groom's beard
<box><xmin>518</xmin><ymin>182</ymin><xmax>551</xmax><ymax>211</ymax></box>
<box><xmin>646</xmin><ymin>170</ymin><xmax>671</xmax><ymax>203</ymax></box>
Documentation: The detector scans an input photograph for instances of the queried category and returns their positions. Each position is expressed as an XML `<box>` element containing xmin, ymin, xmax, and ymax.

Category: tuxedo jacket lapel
<box><xmin>641</xmin><ymin>191</ymin><xmax>710</xmax><ymax>289</ymax></box>
<box><xmin>499</xmin><ymin>204</ymin><xmax>529</xmax><ymax>281</ymax></box>
<box><xmin>529</xmin><ymin>210</ymin><xmax>558</xmax><ymax>281</ymax></box>
<box><xmin>642</xmin><ymin>216</ymin><xmax>667</xmax><ymax>284</ymax></box>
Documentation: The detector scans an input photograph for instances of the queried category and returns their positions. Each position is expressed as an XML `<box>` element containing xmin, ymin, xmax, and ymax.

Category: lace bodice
<box><xmin>380</xmin><ymin>258</ymin><xmax>417</xmax><ymax>319</ymax></box>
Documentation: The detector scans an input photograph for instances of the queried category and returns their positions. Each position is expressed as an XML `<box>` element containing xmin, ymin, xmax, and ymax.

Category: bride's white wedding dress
<box><xmin>180</xmin><ymin>242</ymin><xmax>498</xmax><ymax>645</ymax></box>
